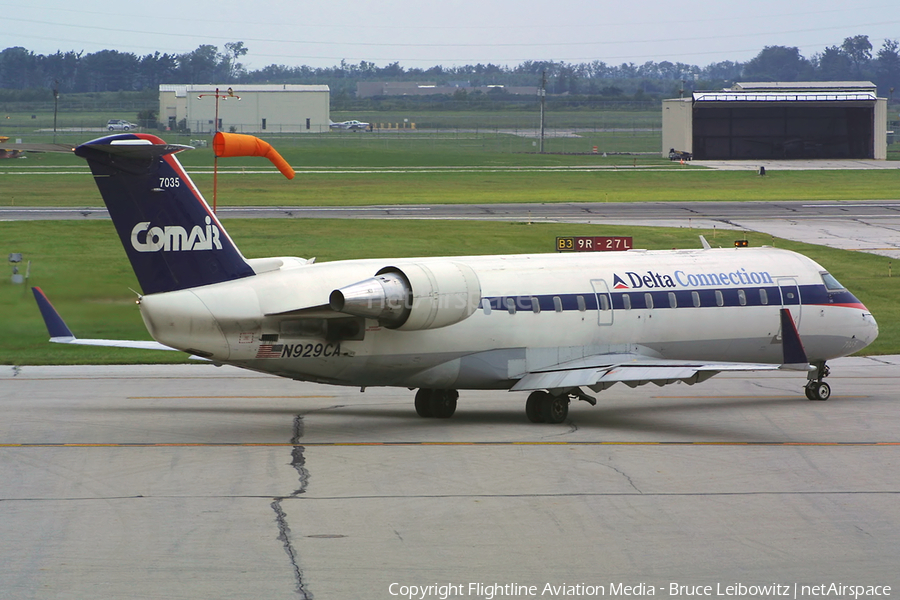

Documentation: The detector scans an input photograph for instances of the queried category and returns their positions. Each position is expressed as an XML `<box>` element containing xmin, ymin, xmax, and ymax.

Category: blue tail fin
<box><xmin>75</xmin><ymin>133</ymin><xmax>255</xmax><ymax>295</ymax></box>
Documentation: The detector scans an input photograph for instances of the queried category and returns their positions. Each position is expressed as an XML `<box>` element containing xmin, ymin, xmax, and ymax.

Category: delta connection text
<box><xmin>613</xmin><ymin>267</ymin><xmax>775</xmax><ymax>290</ymax></box>
<box><xmin>387</xmin><ymin>581</ymin><xmax>892</xmax><ymax>600</ymax></box>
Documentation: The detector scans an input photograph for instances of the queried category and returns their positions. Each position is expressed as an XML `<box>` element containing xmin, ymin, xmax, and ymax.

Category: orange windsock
<box><xmin>212</xmin><ymin>132</ymin><xmax>295</xmax><ymax>180</ymax></box>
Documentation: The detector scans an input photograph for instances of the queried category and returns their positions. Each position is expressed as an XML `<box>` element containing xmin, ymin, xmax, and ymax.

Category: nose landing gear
<box><xmin>804</xmin><ymin>362</ymin><xmax>831</xmax><ymax>401</ymax></box>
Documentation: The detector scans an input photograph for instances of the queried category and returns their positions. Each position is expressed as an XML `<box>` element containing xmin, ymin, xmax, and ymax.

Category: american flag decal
<box><xmin>255</xmin><ymin>344</ymin><xmax>284</xmax><ymax>359</ymax></box>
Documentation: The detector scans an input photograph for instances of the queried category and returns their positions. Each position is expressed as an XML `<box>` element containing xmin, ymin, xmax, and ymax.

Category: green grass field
<box><xmin>2</xmin><ymin>123</ymin><xmax>898</xmax><ymax>365</ymax></box>
<box><xmin>2</xmin><ymin>219</ymin><xmax>897</xmax><ymax>366</ymax></box>
<box><xmin>3</xmin><ymin>148</ymin><xmax>900</xmax><ymax>207</ymax></box>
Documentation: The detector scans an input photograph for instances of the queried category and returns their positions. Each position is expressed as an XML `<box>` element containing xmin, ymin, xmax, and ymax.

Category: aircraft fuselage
<box><xmin>137</xmin><ymin>246</ymin><xmax>877</xmax><ymax>390</ymax></box>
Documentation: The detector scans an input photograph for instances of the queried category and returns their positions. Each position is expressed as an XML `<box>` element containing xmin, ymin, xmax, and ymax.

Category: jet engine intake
<box><xmin>329</xmin><ymin>262</ymin><xmax>481</xmax><ymax>330</ymax></box>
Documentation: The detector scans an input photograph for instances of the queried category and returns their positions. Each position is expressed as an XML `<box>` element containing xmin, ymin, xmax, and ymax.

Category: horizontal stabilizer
<box><xmin>32</xmin><ymin>287</ymin><xmax>177</xmax><ymax>352</ymax></box>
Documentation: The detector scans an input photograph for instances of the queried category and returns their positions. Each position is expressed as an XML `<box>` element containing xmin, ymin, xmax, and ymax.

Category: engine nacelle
<box><xmin>329</xmin><ymin>262</ymin><xmax>481</xmax><ymax>331</ymax></box>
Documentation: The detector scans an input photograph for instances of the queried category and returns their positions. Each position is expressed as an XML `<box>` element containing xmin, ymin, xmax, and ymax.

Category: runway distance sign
<box><xmin>556</xmin><ymin>236</ymin><xmax>633</xmax><ymax>252</ymax></box>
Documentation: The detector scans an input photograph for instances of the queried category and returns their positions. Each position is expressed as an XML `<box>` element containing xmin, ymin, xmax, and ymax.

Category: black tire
<box><xmin>541</xmin><ymin>394</ymin><xmax>569</xmax><ymax>424</ymax></box>
<box><xmin>806</xmin><ymin>382</ymin><xmax>831</xmax><ymax>401</ymax></box>
<box><xmin>415</xmin><ymin>388</ymin><xmax>433</xmax><ymax>417</ymax></box>
<box><xmin>526</xmin><ymin>391</ymin><xmax>548</xmax><ymax>423</ymax></box>
<box><xmin>430</xmin><ymin>389</ymin><xmax>458</xmax><ymax>419</ymax></box>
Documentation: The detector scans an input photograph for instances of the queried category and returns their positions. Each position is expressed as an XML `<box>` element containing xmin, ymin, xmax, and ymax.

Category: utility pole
<box><xmin>52</xmin><ymin>81</ymin><xmax>59</xmax><ymax>143</ymax></box>
<box><xmin>539</xmin><ymin>70</ymin><xmax>546</xmax><ymax>154</ymax></box>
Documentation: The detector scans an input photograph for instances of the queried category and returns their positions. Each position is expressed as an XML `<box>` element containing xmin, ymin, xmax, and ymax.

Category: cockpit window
<box><xmin>821</xmin><ymin>272</ymin><xmax>845</xmax><ymax>291</ymax></box>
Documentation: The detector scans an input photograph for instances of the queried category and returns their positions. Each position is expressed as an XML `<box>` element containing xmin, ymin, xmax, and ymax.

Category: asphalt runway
<box><xmin>2</xmin><ymin>360</ymin><xmax>898</xmax><ymax>599</ymax></box>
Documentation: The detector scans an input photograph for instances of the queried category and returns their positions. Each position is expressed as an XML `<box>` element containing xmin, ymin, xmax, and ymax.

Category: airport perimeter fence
<box><xmin>3</xmin><ymin>107</ymin><xmax>663</xmax><ymax>156</ymax></box>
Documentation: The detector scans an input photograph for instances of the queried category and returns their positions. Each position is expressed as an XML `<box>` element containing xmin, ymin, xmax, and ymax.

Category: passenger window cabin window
<box><xmin>532</xmin><ymin>297</ymin><xmax>541</xmax><ymax>314</ymax></box>
<box><xmin>644</xmin><ymin>293</ymin><xmax>653</xmax><ymax>310</ymax></box>
<box><xmin>738</xmin><ymin>289</ymin><xmax>747</xmax><ymax>306</ymax></box>
<box><xmin>715</xmin><ymin>290</ymin><xmax>724</xmax><ymax>307</ymax></box>
<box><xmin>577</xmin><ymin>295</ymin><xmax>586</xmax><ymax>312</ymax></box>
<box><xmin>668</xmin><ymin>292</ymin><xmax>677</xmax><ymax>308</ymax></box>
<box><xmin>599</xmin><ymin>295</ymin><xmax>610</xmax><ymax>311</ymax></box>
<box><xmin>692</xmin><ymin>291</ymin><xmax>700</xmax><ymax>307</ymax></box>
<box><xmin>760</xmin><ymin>289</ymin><xmax>768</xmax><ymax>305</ymax></box>
<box><xmin>483</xmin><ymin>300</ymin><xmax>492</xmax><ymax>315</ymax></box>
<box><xmin>623</xmin><ymin>294</ymin><xmax>632</xmax><ymax>310</ymax></box>
<box><xmin>553</xmin><ymin>296</ymin><xmax>563</xmax><ymax>313</ymax></box>
<box><xmin>506</xmin><ymin>298</ymin><xmax>516</xmax><ymax>314</ymax></box>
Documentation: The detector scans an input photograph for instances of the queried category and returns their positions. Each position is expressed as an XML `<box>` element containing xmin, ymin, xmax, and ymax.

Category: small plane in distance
<box><xmin>1</xmin><ymin>136</ymin><xmax>75</xmax><ymax>158</ymax></box>
<box><xmin>34</xmin><ymin>133</ymin><xmax>879</xmax><ymax>424</ymax></box>
<box><xmin>0</xmin><ymin>135</ymin><xmax>22</xmax><ymax>158</ymax></box>
<box><xmin>329</xmin><ymin>119</ymin><xmax>371</xmax><ymax>131</ymax></box>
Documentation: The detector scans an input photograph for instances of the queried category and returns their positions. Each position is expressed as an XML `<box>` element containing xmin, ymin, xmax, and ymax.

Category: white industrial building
<box><xmin>159</xmin><ymin>84</ymin><xmax>331</xmax><ymax>134</ymax></box>
<box><xmin>662</xmin><ymin>82</ymin><xmax>888</xmax><ymax>160</ymax></box>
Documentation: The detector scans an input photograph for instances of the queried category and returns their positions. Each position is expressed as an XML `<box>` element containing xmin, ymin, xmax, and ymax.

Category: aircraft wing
<box><xmin>512</xmin><ymin>356</ymin><xmax>786</xmax><ymax>392</ymax></box>
<box><xmin>32</xmin><ymin>287</ymin><xmax>177</xmax><ymax>352</ymax></box>
<box><xmin>512</xmin><ymin>308</ymin><xmax>814</xmax><ymax>392</ymax></box>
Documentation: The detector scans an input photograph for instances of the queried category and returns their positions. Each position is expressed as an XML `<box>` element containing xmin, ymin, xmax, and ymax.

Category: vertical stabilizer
<box><xmin>75</xmin><ymin>133</ymin><xmax>255</xmax><ymax>294</ymax></box>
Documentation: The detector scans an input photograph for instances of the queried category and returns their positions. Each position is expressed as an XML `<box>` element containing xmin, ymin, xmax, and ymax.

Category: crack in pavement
<box><xmin>271</xmin><ymin>414</ymin><xmax>313</xmax><ymax>598</ymax></box>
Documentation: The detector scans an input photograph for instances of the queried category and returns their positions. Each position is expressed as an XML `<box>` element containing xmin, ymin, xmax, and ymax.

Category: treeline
<box><xmin>1</xmin><ymin>36</ymin><xmax>899</xmax><ymax>102</ymax></box>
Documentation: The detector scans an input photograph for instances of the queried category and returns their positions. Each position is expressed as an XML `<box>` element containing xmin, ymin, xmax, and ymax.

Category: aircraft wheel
<box><xmin>526</xmin><ymin>391</ymin><xmax>548</xmax><ymax>423</ymax></box>
<box><xmin>806</xmin><ymin>381</ymin><xmax>831</xmax><ymax>401</ymax></box>
<box><xmin>430</xmin><ymin>389</ymin><xmax>458</xmax><ymax>419</ymax></box>
<box><xmin>415</xmin><ymin>388</ymin><xmax>434</xmax><ymax>417</ymax></box>
<box><xmin>541</xmin><ymin>394</ymin><xmax>569</xmax><ymax>424</ymax></box>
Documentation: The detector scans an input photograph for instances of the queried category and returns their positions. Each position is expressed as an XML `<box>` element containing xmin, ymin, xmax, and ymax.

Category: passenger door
<box><xmin>591</xmin><ymin>279</ymin><xmax>614</xmax><ymax>326</ymax></box>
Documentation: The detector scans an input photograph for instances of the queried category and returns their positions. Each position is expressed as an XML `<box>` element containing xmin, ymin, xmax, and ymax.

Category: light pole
<box><xmin>539</xmin><ymin>71</ymin><xmax>546</xmax><ymax>154</ymax></box>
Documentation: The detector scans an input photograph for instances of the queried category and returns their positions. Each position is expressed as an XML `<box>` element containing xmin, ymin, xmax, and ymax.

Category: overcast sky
<box><xmin>3</xmin><ymin>0</ymin><xmax>898</xmax><ymax>70</ymax></box>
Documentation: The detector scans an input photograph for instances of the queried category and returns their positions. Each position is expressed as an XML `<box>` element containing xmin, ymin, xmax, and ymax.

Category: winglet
<box><xmin>779</xmin><ymin>308</ymin><xmax>812</xmax><ymax>370</ymax></box>
<box><xmin>32</xmin><ymin>287</ymin><xmax>75</xmax><ymax>341</ymax></box>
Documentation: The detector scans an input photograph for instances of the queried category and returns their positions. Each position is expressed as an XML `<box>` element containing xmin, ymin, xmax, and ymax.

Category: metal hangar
<box><xmin>159</xmin><ymin>84</ymin><xmax>331</xmax><ymax>134</ymax></box>
<box><xmin>662</xmin><ymin>82</ymin><xmax>888</xmax><ymax>160</ymax></box>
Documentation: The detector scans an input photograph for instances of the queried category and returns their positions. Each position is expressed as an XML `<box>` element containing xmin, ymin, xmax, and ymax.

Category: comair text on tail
<box><xmin>75</xmin><ymin>133</ymin><xmax>257</xmax><ymax>294</ymax></box>
<box><xmin>35</xmin><ymin>133</ymin><xmax>879</xmax><ymax>425</ymax></box>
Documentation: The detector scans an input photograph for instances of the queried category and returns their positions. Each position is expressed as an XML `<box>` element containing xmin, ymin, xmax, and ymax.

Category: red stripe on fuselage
<box><xmin>811</xmin><ymin>302</ymin><xmax>869</xmax><ymax>310</ymax></box>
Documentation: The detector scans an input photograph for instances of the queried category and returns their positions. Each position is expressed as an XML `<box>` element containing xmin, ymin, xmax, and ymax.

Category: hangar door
<box><xmin>692</xmin><ymin>105</ymin><xmax>874</xmax><ymax>160</ymax></box>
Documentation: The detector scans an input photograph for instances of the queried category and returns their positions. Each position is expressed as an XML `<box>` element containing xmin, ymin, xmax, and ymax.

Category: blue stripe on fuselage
<box><xmin>480</xmin><ymin>285</ymin><xmax>863</xmax><ymax>312</ymax></box>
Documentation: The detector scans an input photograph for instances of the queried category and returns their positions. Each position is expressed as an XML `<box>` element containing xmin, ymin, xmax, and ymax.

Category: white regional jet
<box><xmin>34</xmin><ymin>133</ymin><xmax>878</xmax><ymax>423</ymax></box>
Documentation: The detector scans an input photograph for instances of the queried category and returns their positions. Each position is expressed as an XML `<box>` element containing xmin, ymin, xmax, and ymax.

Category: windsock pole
<box><xmin>198</xmin><ymin>87</ymin><xmax>241</xmax><ymax>212</ymax></box>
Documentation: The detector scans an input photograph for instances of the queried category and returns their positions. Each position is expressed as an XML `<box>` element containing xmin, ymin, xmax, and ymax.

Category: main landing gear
<box><xmin>414</xmin><ymin>388</ymin><xmax>458</xmax><ymax>418</ymax></box>
<box><xmin>804</xmin><ymin>362</ymin><xmax>831</xmax><ymax>401</ymax></box>
<box><xmin>525</xmin><ymin>389</ymin><xmax>596</xmax><ymax>424</ymax></box>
